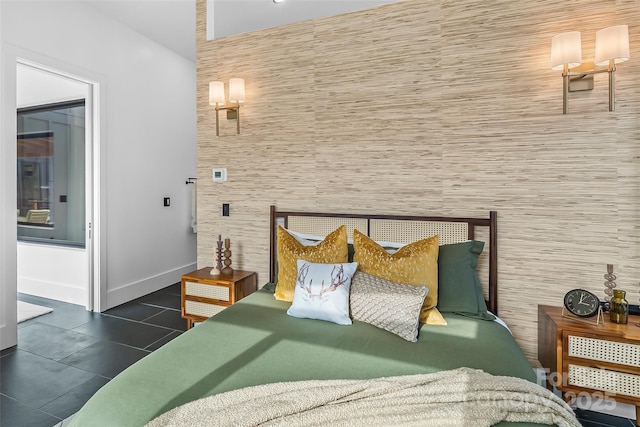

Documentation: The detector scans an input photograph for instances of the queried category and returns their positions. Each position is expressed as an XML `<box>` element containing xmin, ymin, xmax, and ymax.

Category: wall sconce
<box><xmin>209</xmin><ymin>78</ymin><xmax>245</xmax><ymax>136</ymax></box>
<box><xmin>551</xmin><ymin>25</ymin><xmax>630</xmax><ymax>114</ymax></box>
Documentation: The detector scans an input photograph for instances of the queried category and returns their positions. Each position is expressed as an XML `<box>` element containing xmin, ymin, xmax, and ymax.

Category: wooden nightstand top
<box><xmin>182</xmin><ymin>268</ymin><xmax>256</xmax><ymax>284</ymax></box>
<box><xmin>539</xmin><ymin>304</ymin><xmax>640</xmax><ymax>341</ymax></box>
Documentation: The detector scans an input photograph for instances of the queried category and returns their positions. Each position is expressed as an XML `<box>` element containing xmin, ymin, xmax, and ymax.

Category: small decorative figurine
<box><xmin>210</xmin><ymin>235</ymin><xmax>224</xmax><ymax>276</ymax></box>
<box><xmin>603</xmin><ymin>264</ymin><xmax>617</xmax><ymax>302</ymax></box>
<box><xmin>221</xmin><ymin>238</ymin><xmax>234</xmax><ymax>275</ymax></box>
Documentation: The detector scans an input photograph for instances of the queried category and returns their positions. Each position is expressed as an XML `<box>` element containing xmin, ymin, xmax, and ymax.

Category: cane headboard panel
<box><xmin>269</xmin><ymin>206</ymin><xmax>498</xmax><ymax>314</ymax></box>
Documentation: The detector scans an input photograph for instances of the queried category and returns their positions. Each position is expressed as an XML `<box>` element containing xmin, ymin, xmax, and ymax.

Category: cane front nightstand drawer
<box><xmin>567</xmin><ymin>364</ymin><xmax>640</xmax><ymax>398</ymax></box>
<box><xmin>184</xmin><ymin>300</ymin><xmax>227</xmax><ymax>318</ymax></box>
<box><xmin>562</xmin><ymin>331</ymin><xmax>640</xmax><ymax>401</ymax></box>
<box><xmin>181</xmin><ymin>268</ymin><xmax>257</xmax><ymax>329</ymax></box>
<box><xmin>566</xmin><ymin>334</ymin><xmax>640</xmax><ymax>367</ymax></box>
<box><xmin>539</xmin><ymin>304</ymin><xmax>640</xmax><ymax>425</ymax></box>
<box><xmin>185</xmin><ymin>281</ymin><xmax>230</xmax><ymax>301</ymax></box>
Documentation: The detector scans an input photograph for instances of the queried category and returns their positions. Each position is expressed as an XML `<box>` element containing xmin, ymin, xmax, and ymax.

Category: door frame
<box><xmin>12</xmin><ymin>51</ymin><xmax>105</xmax><ymax>312</ymax></box>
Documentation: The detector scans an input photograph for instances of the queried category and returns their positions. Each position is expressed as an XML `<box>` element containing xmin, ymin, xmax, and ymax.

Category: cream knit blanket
<box><xmin>147</xmin><ymin>367</ymin><xmax>581</xmax><ymax>427</ymax></box>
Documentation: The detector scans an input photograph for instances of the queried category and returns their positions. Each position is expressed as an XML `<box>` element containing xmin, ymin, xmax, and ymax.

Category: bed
<box><xmin>68</xmin><ymin>207</ymin><xmax>578</xmax><ymax>427</ymax></box>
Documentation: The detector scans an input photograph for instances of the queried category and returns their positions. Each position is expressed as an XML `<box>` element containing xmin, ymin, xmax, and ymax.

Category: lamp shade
<box><xmin>209</xmin><ymin>81</ymin><xmax>226</xmax><ymax>107</ymax></box>
<box><xmin>595</xmin><ymin>25</ymin><xmax>630</xmax><ymax>66</ymax></box>
<box><xmin>551</xmin><ymin>31</ymin><xmax>582</xmax><ymax>70</ymax></box>
<box><xmin>229</xmin><ymin>78</ymin><xmax>245</xmax><ymax>103</ymax></box>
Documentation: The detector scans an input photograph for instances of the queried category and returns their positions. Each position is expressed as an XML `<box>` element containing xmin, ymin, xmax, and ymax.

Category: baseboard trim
<box><xmin>18</xmin><ymin>278</ymin><xmax>86</xmax><ymax>306</ymax></box>
<box><xmin>105</xmin><ymin>263</ymin><xmax>196</xmax><ymax>311</ymax></box>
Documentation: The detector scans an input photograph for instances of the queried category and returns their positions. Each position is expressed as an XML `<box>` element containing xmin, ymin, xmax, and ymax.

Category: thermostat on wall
<box><xmin>212</xmin><ymin>168</ymin><xmax>227</xmax><ymax>182</ymax></box>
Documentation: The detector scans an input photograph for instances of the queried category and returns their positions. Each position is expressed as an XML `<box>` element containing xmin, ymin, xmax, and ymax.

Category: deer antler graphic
<box><xmin>319</xmin><ymin>264</ymin><xmax>347</xmax><ymax>299</ymax></box>
<box><xmin>297</xmin><ymin>263</ymin><xmax>348</xmax><ymax>302</ymax></box>
<box><xmin>297</xmin><ymin>262</ymin><xmax>313</xmax><ymax>297</ymax></box>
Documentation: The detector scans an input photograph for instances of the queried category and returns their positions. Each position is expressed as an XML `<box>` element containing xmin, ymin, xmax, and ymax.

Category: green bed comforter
<box><xmin>70</xmin><ymin>285</ymin><xmax>543</xmax><ymax>427</ymax></box>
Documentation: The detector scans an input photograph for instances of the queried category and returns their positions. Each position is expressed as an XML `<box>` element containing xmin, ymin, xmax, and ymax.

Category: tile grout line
<box><xmin>144</xmin><ymin>331</ymin><xmax>181</xmax><ymax>351</ymax></box>
<box><xmin>100</xmin><ymin>311</ymin><xmax>185</xmax><ymax>334</ymax></box>
<box><xmin>139</xmin><ymin>302</ymin><xmax>181</xmax><ymax>312</ymax></box>
<box><xmin>1</xmin><ymin>393</ymin><xmax>64</xmax><ymax>423</ymax></box>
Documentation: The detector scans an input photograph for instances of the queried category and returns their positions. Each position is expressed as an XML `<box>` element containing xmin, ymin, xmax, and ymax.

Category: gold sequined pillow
<box><xmin>274</xmin><ymin>225</ymin><xmax>348</xmax><ymax>302</ymax></box>
<box><xmin>353</xmin><ymin>229</ymin><xmax>445</xmax><ymax>325</ymax></box>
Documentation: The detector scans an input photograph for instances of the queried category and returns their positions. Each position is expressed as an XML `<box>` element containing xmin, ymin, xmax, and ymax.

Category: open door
<box><xmin>15</xmin><ymin>61</ymin><xmax>100</xmax><ymax>311</ymax></box>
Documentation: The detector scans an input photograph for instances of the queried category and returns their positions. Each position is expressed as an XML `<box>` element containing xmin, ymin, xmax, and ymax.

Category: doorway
<box><xmin>16</xmin><ymin>61</ymin><xmax>98</xmax><ymax>310</ymax></box>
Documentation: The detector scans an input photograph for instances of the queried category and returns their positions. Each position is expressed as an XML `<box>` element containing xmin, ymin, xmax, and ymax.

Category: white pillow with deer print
<box><xmin>287</xmin><ymin>260</ymin><xmax>358</xmax><ymax>325</ymax></box>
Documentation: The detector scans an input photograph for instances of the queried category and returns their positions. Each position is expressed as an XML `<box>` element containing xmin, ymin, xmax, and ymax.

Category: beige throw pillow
<box><xmin>350</xmin><ymin>271</ymin><xmax>428</xmax><ymax>342</ymax></box>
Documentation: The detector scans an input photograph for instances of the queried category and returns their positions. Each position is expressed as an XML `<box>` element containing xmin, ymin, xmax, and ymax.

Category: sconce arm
<box><xmin>214</xmin><ymin>102</ymin><xmax>241</xmax><ymax>135</ymax></box>
<box><xmin>566</xmin><ymin>68</ymin><xmax>612</xmax><ymax>77</ymax></box>
<box><xmin>214</xmin><ymin>105</ymin><xmax>240</xmax><ymax>112</ymax></box>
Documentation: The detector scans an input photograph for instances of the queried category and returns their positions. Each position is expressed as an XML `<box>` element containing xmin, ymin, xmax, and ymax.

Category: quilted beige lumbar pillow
<box><xmin>350</xmin><ymin>271</ymin><xmax>428</xmax><ymax>342</ymax></box>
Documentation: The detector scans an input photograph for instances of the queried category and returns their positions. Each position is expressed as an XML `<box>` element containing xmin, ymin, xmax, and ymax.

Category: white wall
<box><xmin>17</xmin><ymin>63</ymin><xmax>88</xmax><ymax>107</ymax></box>
<box><xmin>1</xmin><ymin>0</ymin><xmax>197</xmax><ymax>340</ymax></box>
<box><xmin>17</xmin><ymin>243</ymin><xmax>89</xmax><ymax>305</ymax></box>
<box><xmin>0</xmin><ymin>0</ymin><xmax>19</xmax><ymax>350</ymax></box>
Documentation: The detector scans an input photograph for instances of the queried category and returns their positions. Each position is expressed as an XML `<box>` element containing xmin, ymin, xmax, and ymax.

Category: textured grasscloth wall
<box><xmin>196</xmin><ymin>0</ymin><xmax>640</xmax><ymax>362</ymax></box>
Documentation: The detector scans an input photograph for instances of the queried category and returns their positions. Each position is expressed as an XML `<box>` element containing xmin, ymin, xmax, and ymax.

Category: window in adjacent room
<box><xmin>17</xmin><ymin>100</ymin><xmax>86</xmax><ymax>247</ymax></box>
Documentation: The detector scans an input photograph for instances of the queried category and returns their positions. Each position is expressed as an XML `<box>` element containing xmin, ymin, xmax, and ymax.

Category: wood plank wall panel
<box><xmin>196</xmin><ymin>0</ymin><xmax>640</xmax><ymax>362</ymax></box>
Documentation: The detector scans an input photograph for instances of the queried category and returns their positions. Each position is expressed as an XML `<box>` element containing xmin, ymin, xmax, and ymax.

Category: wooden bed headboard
<box><xmin>269</xmin><ymin>206</ymin><xmax>498</xmax><ymax>315</ymax></box>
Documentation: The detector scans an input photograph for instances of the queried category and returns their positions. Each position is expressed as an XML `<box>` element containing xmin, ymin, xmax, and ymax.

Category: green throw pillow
<box><xmin>437</xmin><ymin>241</ymin><xmax>495</xmax><ymax>320</ymax></box>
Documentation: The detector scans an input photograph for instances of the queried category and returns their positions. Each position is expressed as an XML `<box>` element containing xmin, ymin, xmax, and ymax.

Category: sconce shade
<box><xmin>551</xmin><ymin>31</ymin><xmax>582</xmax><ymax>70</ymax></box>
<box><xmin>210</xmin><ymin>77</ymin><xmax>244</xmax><ymax>136</ymax></box>
<box><xmin>209</xmin><ymin>81</ymin><xmax>226</xmax><ymax>107</ymax></box>
<box><xmin>228</xmin><ymin>78</ymin><xmax>245</xmax><ymax>103</ymax></box>
<box><xmin>595</xmin><ymin>25</ymin><xmax>630</xmax><ymax>66</ymax></box>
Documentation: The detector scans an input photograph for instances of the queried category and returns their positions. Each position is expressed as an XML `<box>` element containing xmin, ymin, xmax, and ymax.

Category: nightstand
<box><xmin>181</xmin><ymin>268</ymin><xmax>257</xmax><ymax>329</ymax></box>
<box><xmin>538</xmin><ymin>304</ymin><xmax>640</xmax><ymax>424</ymax></box>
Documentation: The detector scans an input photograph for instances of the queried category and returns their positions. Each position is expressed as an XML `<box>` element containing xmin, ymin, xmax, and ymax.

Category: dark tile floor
<box><xmin>574</xmin><ymin>408</ymin><xmax>637</xmax><ymax>427</ymax></box>
<box><xmin>1</xmin><ymin>282</ymin><xmax>637</xmax><ymax>427</ymax></box>
<box><xmin>1</xmin><ymin>283</ymin><xmax>185</xmax><ymax>427</ymax></box>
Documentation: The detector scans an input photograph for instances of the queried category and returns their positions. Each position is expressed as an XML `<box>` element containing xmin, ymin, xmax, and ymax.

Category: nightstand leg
<box><xmin>187</xmin><ymin>319</ymin><xmax>192</xmax><ymax>330</ymax></box>
<box><xmin>635</xmin><ymin>406</ymin><xmax>639</xmax><ymax>426</ymax></box>
<box><xmin>544</xmin><ymin>376</ymin><xmax>553</xmax><ymax>392</ymax></box>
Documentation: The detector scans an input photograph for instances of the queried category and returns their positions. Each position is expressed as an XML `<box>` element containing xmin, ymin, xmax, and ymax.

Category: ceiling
<box><xmin>86</xmin><ymin>0</ymin><xmax>400</xmax><ymax>63</ymax></box>
<box><xmin>87</xmin><ymin>0</ymin><xmax>198</xmax><ymax>62</ymax></box>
